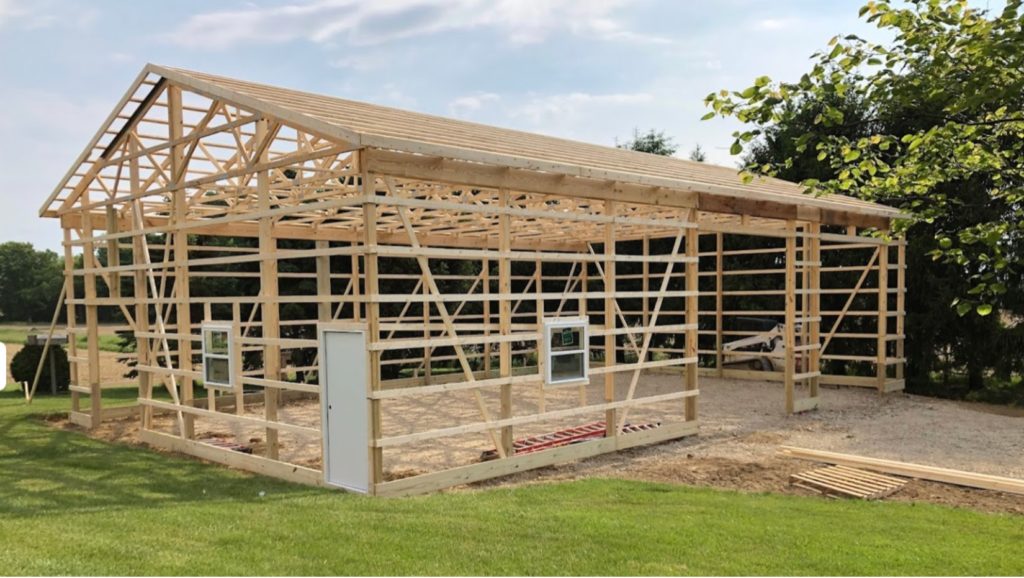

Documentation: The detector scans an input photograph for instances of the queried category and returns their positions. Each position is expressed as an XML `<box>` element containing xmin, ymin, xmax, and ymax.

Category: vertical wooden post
<box><xmin>808</xmin><ymin>222</ymin><xmax>821</xmax><ymax>399</ymax></box>
<box><xmin>603</xmin><ymin>200</ymin><xmax>617</xmax><ymax>438</ymax></box>
<box><xmin>715</xmin><ymin>232</ymin><xmax>724</xmax><ymax>377</ymax></box>
<box><xmin>63</xmin><ymin>227</ymin><xmax>80</xmax><ymax>412</ymax></box>
<box><xmin>685</xmin><ymin>213</ymin><xmax>699</xmax><ymax>422</ymax></box>
<box><xmin>130</xmin><ymin>138</ymin><xmax>152</xmax><ymax>430</ymax></box>
<box><xmin>534</xmin><ymin>256</ymin><xmax>545</xmax><ymax>411</ymax></box>
<box><xmin>784</xmin><ymin>219</ymin><xmax>797</xmax><ymax>414</ymax></box>
<box><xmin>316</xmin><ymin>239</ymin><xmax>331</xmax><ymax>403</ymax></box>
<box><xmin>232</xmin><ymin>302</ymin><xmax>244</xmax><ymax>415</ymax></box>
<box><xmin>362</xmin><ymin>157</ymin><xmax>384</xmax><ymax>490</ymax></box>
<box><xmin>578</xmin><ymin>257</ymin><xmax>589</xmax><ymax>406</ymax></box>
<box><xmin>877</xmin><ymin>241</ymin><xmax>890</xmax><ymax>391</ymax></box>
<box><xmin>256</xmin><ymin>118</ymin><xmax>280</xmax><ymax>457</ymax></box>
<box><xmin>482</xmin><ymin>257</ymin><xmax>491</xmax><ymax>377</ymax></box>
<box><xmin>422</xmin><ymin>281</ymin><xmax>432</xmax><ymax>383</ymax></box>
<box><xmin>498</xmin><ymin>189</ymin><xmax>514</xmax><ymax>456</ymax></box>
<box><xmin>105</xmin><ymin>206</ymin><xmax>121</xmax><ymax>300</ymax></box>
<box><xmin>350</xmin><ymin>253</ymin><xmax>362</xmax><ymax>322</ymax></box>
<box><xmin>800</xmin><ymin>226</ymin><xmax>810</xmax><ymax>374</ymax></box>
<box><xmin>168</xmin><ymin>85</ymin><xmax>194</xmax><ymax>438</ymax></box>
<box><xmin>316</xmin><ymin>240</ymin><xmax>332</xmax><ymax>324</ymax></box>
<box><xmin>204</xmin><ymin>302</ymin><xmax>216</xmax><ymax>412</ymax></box>
<box><xmin>895</xmin><ymin>239</ymin><xmax>906</xmax><ymax>383</ymax></box>
<box><xmin>80</xmin><ymin>193</ymin><xmax>101</xmax><ymax>428</ymax></box>
<box><xmin>642</xmin><ymin>235</ymin><xmax>649</xmax><ymax>363</ymax></box>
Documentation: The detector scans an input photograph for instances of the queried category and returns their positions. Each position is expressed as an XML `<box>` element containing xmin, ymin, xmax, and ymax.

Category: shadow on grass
<box><xmin>0</xmin><ymin>391</ymin><xmax>320</xmax><ymax>519</ymax></box>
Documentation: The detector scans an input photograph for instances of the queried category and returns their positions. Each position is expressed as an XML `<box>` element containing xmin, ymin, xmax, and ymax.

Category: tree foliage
<box><xmin>10</xmin><ymin>345</ymin><xmax>70</xmax><ymax>394</ymax></box>
<box><xmin>0</xmin><ymin>242</ymin><xmax>64</xmax><ymax>323</ymax></box>
<box><xmin>704</xmin><ymin>0</ymin><xmax>1024</xmax><ymax>313</ymax></box>
<box><xmin>617</xmin><ymin>128</ymin><xmax>678</xmax><ymax>156</ymax></box>
<box><xmin>688</xmin><ymin>144</ymin><xmax>707</xmax><ymax>162</ymax></box>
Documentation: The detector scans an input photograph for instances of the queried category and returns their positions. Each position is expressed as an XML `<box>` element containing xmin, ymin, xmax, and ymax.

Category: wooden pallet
<box><xmin>480</xmin><ymin>421</ymin><xmax>661</xmax><ymax>461</ymax></box>
<box><xmin>791</xmin><ymin>464</ymin><xmax>907</xmax><ymax>499</ymax></box>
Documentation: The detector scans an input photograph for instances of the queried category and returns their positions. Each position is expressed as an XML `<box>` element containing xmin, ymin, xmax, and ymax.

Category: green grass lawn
<box><xmin>0</xmin><ymin>324</ymin><xmax>127</xmax><ymax>353</ymax></box>
<box><xmin>0</xmin><ymin>389</ymin><xmax>1022</xmax><ymax>575</ymax></box>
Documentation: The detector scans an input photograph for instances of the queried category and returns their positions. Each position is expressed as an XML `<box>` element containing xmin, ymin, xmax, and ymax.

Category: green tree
<box><xmin>0</xmin><ymin>242</ymin><xmax>63</xmax><ymax>323</ymax></box>
<box><xmin>704</xmin><ymin>0</ymin><xmax>1024</xmax><ymax>314</ymax></box>
<box><xmin>617</xmin><ymin>128</ymin><xmax>678</xmax><ymax>156</ymax></box>
<box><xmin>688</xmin><ymin>144</ymin><xmax>707</xmax><ymax>162</ymax></box>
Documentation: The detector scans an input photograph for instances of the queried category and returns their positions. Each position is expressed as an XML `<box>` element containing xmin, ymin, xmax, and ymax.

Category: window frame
<box><xmin>201</xmin><ymin>322</ymin><xmax>236</xmax><ymax>390</ymax></box>
<box><xmin>543</xmin><ymin>316</ymin><xmax>590</xmax><ymax>386</ymax></box>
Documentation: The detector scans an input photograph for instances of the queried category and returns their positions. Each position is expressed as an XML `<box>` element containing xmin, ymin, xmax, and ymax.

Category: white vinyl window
<box><xmin>543</xmin><ymin>317</ymin><xmax>589</xmax><ymax>386</ymax></box>
<box><xmin>201</xmin><ymin>323</ymin><xmax>235</xmax><ymax>390</ymax></box>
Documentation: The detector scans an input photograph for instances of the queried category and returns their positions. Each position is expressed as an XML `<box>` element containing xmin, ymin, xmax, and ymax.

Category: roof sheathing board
<box><xmin>43</xmin><ymin>63</ymin><xmax>903</xmax><ymax>224</ymax></box>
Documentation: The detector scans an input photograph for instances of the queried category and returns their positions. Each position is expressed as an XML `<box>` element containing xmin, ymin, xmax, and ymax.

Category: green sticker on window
<box><xmin>561</xmin><ymin>328</ymin><xmax>575</xmax><ymax>346</ymax></box>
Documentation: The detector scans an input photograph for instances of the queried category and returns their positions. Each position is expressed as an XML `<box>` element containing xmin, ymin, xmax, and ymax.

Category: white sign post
<box><xmin>0</xmin><ymin>342</ymin><xmax>7</xmax><ymax>391</ymax></box>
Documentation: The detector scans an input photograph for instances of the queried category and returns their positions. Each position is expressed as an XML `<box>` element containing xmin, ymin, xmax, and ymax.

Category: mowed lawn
<box><xmin>0</xmin><ymin>324</ymin><xmax>126</xmax><ymax>353</ymax></box>
<box><xmin>0</xmin><ymin>389</ymin><xmax>1022</xmax><ymax>576</ymax></box>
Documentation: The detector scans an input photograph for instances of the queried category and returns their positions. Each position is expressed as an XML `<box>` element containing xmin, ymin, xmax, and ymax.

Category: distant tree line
<box><xmin>0</xmin><ymin>242</ymin><xmax>64</xmax><ymax>323</ymax></box>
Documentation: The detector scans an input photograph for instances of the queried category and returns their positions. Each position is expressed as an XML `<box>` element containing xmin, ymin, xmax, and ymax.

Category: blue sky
<box><xmin>1</xmin><ymin>0</ymin><xmax>887</xmax><ymax>251</ymax></box>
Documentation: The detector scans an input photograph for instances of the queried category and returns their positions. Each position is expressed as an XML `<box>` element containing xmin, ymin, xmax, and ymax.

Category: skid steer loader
<box><xmin>721</xmin><ymin>317</ymin><xmax>801</xmax><ymax>372</ymax></box>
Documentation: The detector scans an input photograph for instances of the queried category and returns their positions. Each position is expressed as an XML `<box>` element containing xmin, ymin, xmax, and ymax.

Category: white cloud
<box><xmin>448</xmin><ymin>92</ymin><xmax>500</xmax><ymax>116</ymax></box>
<box><xmin>0</xmin><ymin>0</ymin><xmax>33</xmax><ymax>28</ymax></box>
<box><xmin>169</xmin><ymin>0</ymin><xmax>653</xmax><ymax>49</ymax></box>
<box><xmin>0</xmin><ymin>0</ymin><xmax>98</xmax><ymax>30</ymax></box>
<box><xmin>330</xmin><ymin>53</ymin><xmax>387</xmax><ymax>72</ymax></box>
<box><xmin>510</xmin><ymin>92</ymin><xmax>654</xmax><ymax>125</ymax></box>
<box><xmin>753</xmin><ymin>17</ymin><xmax>800</xmax><ymax>31</ymax></box>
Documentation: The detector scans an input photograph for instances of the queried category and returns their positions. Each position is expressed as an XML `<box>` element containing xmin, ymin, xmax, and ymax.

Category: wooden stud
<box><xmin>715</xmin><ymin>232</ymin><xmax>724</xmax><ymax>377</ymax></box>
<box><xmin>498</xmin><ymin>189</ymin><xmax>514</xmax><ymax>456</ymax></box>
<box><xmin>603</xmin><ymin>200</ymin><xmax>617</xmax><ymax>437</ymax></box>
<box><xmin>685</xmin><ymin>212</ymin><xmax>699</xmax><ymax>421</ymax></box>
<box><xmin>362</xmin><ymin>157</ymin><xmax>385</xmax><ymax>489</ymax></box>
<box><xmin>877</xmin><ymin>241</ymin><xmax>889</xmax><ymax>391</ymax></box>
<box><xmin>784</xmin><ymin>219</ymin><xmax>797</xmax><ymax>414</ymax></box>
<box><xmin>895</xmin><ymin>240</ymin><xmax>906</xmax><ymax>382</ymax></box>
<box><xmin>257</xmin><ymin>118</ymin><xmax>281</xmax><ymax>457</ymax></box>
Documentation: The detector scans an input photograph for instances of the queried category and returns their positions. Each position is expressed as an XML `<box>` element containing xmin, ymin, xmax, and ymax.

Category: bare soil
<box><xmin>54</xmin><ymin>371</ymin><xmax>1024</xmax><ymax>515</ymax></box>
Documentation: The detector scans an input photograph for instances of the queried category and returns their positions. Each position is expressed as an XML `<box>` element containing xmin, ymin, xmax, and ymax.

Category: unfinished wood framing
<box><xmin>43</xmin><ymin>65</ymin><xmax>906</xmax><ymax>494</ymax></box>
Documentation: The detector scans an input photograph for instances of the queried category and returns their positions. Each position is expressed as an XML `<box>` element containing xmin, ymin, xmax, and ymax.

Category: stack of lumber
<box><xmin>791</xmin><ymin>464</ymin><xmax>906</xmax><ymax>499</ymax></box>
<box><xmin>779</xmin><ymin>446</ymin><xmax>1024</xmax><ymax>496</ymax></box>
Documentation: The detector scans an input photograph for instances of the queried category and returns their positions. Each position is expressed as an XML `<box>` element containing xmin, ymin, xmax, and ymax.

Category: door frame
<box><xmin>318</xmin><ymin>321</ymin><xmax>372</xmax><ymax>493</ymax></box>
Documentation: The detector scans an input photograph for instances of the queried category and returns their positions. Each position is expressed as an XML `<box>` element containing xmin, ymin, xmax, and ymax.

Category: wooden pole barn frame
<box><xmin>41</xmin><ymin>65</ymin><xmax>906</xmax><ymax>495</ymax></box>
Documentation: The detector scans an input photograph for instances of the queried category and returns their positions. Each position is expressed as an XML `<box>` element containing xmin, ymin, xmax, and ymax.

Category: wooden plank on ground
<box><xmin>791</xmin><ymin>465</ymin><xmax>906</xmax><ymax>499</ymax></box>
<box><xmin>779</xmin><ymin>446</ymin><xmax>1024</xmax><ymax>496</ymax></box>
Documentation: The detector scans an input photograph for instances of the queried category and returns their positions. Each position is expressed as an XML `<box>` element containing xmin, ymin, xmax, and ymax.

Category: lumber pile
<box><xmin>779</xmin><ymin>446</ymin><xmax>1024</xmax><ymax>496</ymax></box>
<box><xmin>791</xmin><ymin>465</ymin><xmax>906</xmax><ymax>499</ymax></box>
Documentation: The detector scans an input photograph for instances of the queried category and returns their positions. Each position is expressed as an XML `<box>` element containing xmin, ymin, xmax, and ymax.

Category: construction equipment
<box><xmin>722</xmin><ymin>317</ymin><xmax>788</xmax><ymax>371</ymax></box>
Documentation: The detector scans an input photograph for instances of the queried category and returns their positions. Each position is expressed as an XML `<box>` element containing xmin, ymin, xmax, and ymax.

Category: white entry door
<box><xmin>319</xmin><ymin>329</ymin><xmax>370</xmax><ymax>493</ymax></box>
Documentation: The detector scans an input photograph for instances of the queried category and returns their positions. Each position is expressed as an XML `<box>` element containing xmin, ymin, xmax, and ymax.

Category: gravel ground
<box><xmin>62</xmin><ymin>372</ymin><xmax>1024</xmax><ymax>514</ymax></box>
